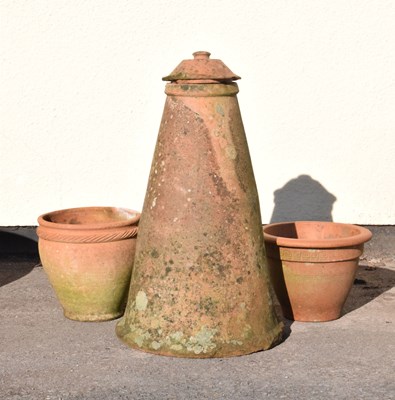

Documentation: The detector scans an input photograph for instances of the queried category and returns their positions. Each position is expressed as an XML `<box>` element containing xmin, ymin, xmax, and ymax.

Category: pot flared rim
<box><xmin>37</xmin><ymin>206</ymin><xmax>140</xmax><ymax>231</ymax></box>
<box><xmin>263</xmin><ymin>221</ymin><xmax>372</xmax><ymax>248</ymax></box>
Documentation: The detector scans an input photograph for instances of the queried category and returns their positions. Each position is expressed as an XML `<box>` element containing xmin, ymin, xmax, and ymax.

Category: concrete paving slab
<box><xmin>0</xmin><ymin>254</ymin><xmax>394</xmax><ymax>400</ymax></box>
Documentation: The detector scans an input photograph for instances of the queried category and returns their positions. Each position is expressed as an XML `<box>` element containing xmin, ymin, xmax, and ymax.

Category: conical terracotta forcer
<box><xmin>116</xmin><ymin>51</ymin><xmax>283</xmax><ymax>357</ymax></box>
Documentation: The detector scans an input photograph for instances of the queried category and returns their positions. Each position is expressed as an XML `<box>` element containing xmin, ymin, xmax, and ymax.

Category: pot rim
<box><xmin>263</xmin><ymin>221</ymin><xmax>372</xmax><ymax>248</ymax></box>
<box><xmin>38</xmin><ymin>206</ymin><xmax>140</xmax><ymax>231</ymax></box>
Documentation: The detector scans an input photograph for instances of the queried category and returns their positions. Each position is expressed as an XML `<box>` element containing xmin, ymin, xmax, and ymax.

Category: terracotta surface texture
<box><xmin>263</xmin><ymin>221</ymin><xmax>372</xmax><ymax>322</ymax></box>
<box><xmin>37</xmin><ymin>207</ymin><xmax>140</xmax><ymax>321</ymax></box>
<box><xmin>116</xmin><ymin>52</ymin><xmax>283</xmax><ymax>358</ymax></box>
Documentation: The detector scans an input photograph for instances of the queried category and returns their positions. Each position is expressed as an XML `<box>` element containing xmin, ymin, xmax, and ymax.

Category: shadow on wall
<box><xmin>0</xmin><ymin>229</ymin><xmax>39</xmax><ymax>288</ymax></box>
<box><xmin>270</xmin><ymin>175</ymin><xmax>337</xmax><ymax>223</ymax></box>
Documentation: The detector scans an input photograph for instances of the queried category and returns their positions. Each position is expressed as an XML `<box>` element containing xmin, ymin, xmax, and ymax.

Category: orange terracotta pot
<box><xmin>263</xmin><ymin>221</ymin><xmax>372</xmax><ymax>322</ymax></box>
<box><xmin>37</xmin><ymin>207</ymin><xmax>140</xmax><ymax>321</ymax></box>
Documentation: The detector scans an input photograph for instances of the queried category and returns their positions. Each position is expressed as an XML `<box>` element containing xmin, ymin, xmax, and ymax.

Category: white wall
<box><xmin>1</xmin><ymin>0</ymin><xmax>394</xmax><ymax>225</ymax></box>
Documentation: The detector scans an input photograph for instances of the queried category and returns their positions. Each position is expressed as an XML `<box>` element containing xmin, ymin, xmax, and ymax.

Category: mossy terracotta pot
<box><xmin>37</xmin><ymin>207</ymin><xmax>140</xmax><ymax>321</ymax></box>
<box><xmin>263</xmin><ymin>221</ymin><xmax>372</xmax><ymax>322</ymax></box>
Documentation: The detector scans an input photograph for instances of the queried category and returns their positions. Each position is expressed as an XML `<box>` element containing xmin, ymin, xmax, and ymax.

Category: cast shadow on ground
<box><xmin>343</xmin><ymin>263</ymin><xmax>395</xmax><ymax>315</ymax></box>
<box><xmin>279</xmin><ymin>315</ymin><xmax>293</xmax><ymax>341</ymax></box>
<box><xmin>0</xmin><ymin>230</ymin><xmax>39</xmax><ymax>288</ymax></box>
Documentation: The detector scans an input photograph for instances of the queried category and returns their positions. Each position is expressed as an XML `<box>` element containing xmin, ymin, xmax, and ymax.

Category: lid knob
<box><xmin>193</xmin><ymin>51</ymin><xmax>211</xmax><ymax>60</ymax></box>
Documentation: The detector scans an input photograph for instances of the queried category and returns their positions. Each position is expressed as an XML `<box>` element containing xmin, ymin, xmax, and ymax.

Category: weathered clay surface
<box><xmin>263</xmin><ymin>221</ymin><xmax>372</xmax><ymax>322</ymax></box>
<box><xmin>116</xmin><ymin>52</ymin><xmax>283</xmax><ymax>357</ymax></box>
<box><xmin>37</xmin><ymin>207</ymin><xmax>140</xmax><ymax>321</ymax></box>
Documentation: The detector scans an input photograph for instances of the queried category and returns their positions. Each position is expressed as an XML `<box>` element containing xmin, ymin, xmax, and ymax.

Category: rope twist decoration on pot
<box><xmin>37</xmin><ymin>226</ymin><xmax>138</xmax><ymax>243</ymax></box>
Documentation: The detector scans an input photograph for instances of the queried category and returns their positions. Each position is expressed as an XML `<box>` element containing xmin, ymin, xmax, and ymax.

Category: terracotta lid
<box><xmin>163</xmin><ymin>51</ymin><xmax>241</xmax><ymax>82</ymax></box>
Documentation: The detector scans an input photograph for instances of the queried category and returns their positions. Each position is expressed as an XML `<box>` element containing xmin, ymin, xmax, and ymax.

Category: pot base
<box><xmin>115</xmin><ymin>322</ymin><xmax>284</xmax><ymax>358</ymax></box>
<box><xmin>64</xmin><ymin>310</ymin><xmax>124</xmax><ymax>322</ymax></box>
<box><xmin>281</xmin><ymin>308</ymin><xmax>343</xmax><ymax>323</ymax></box>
